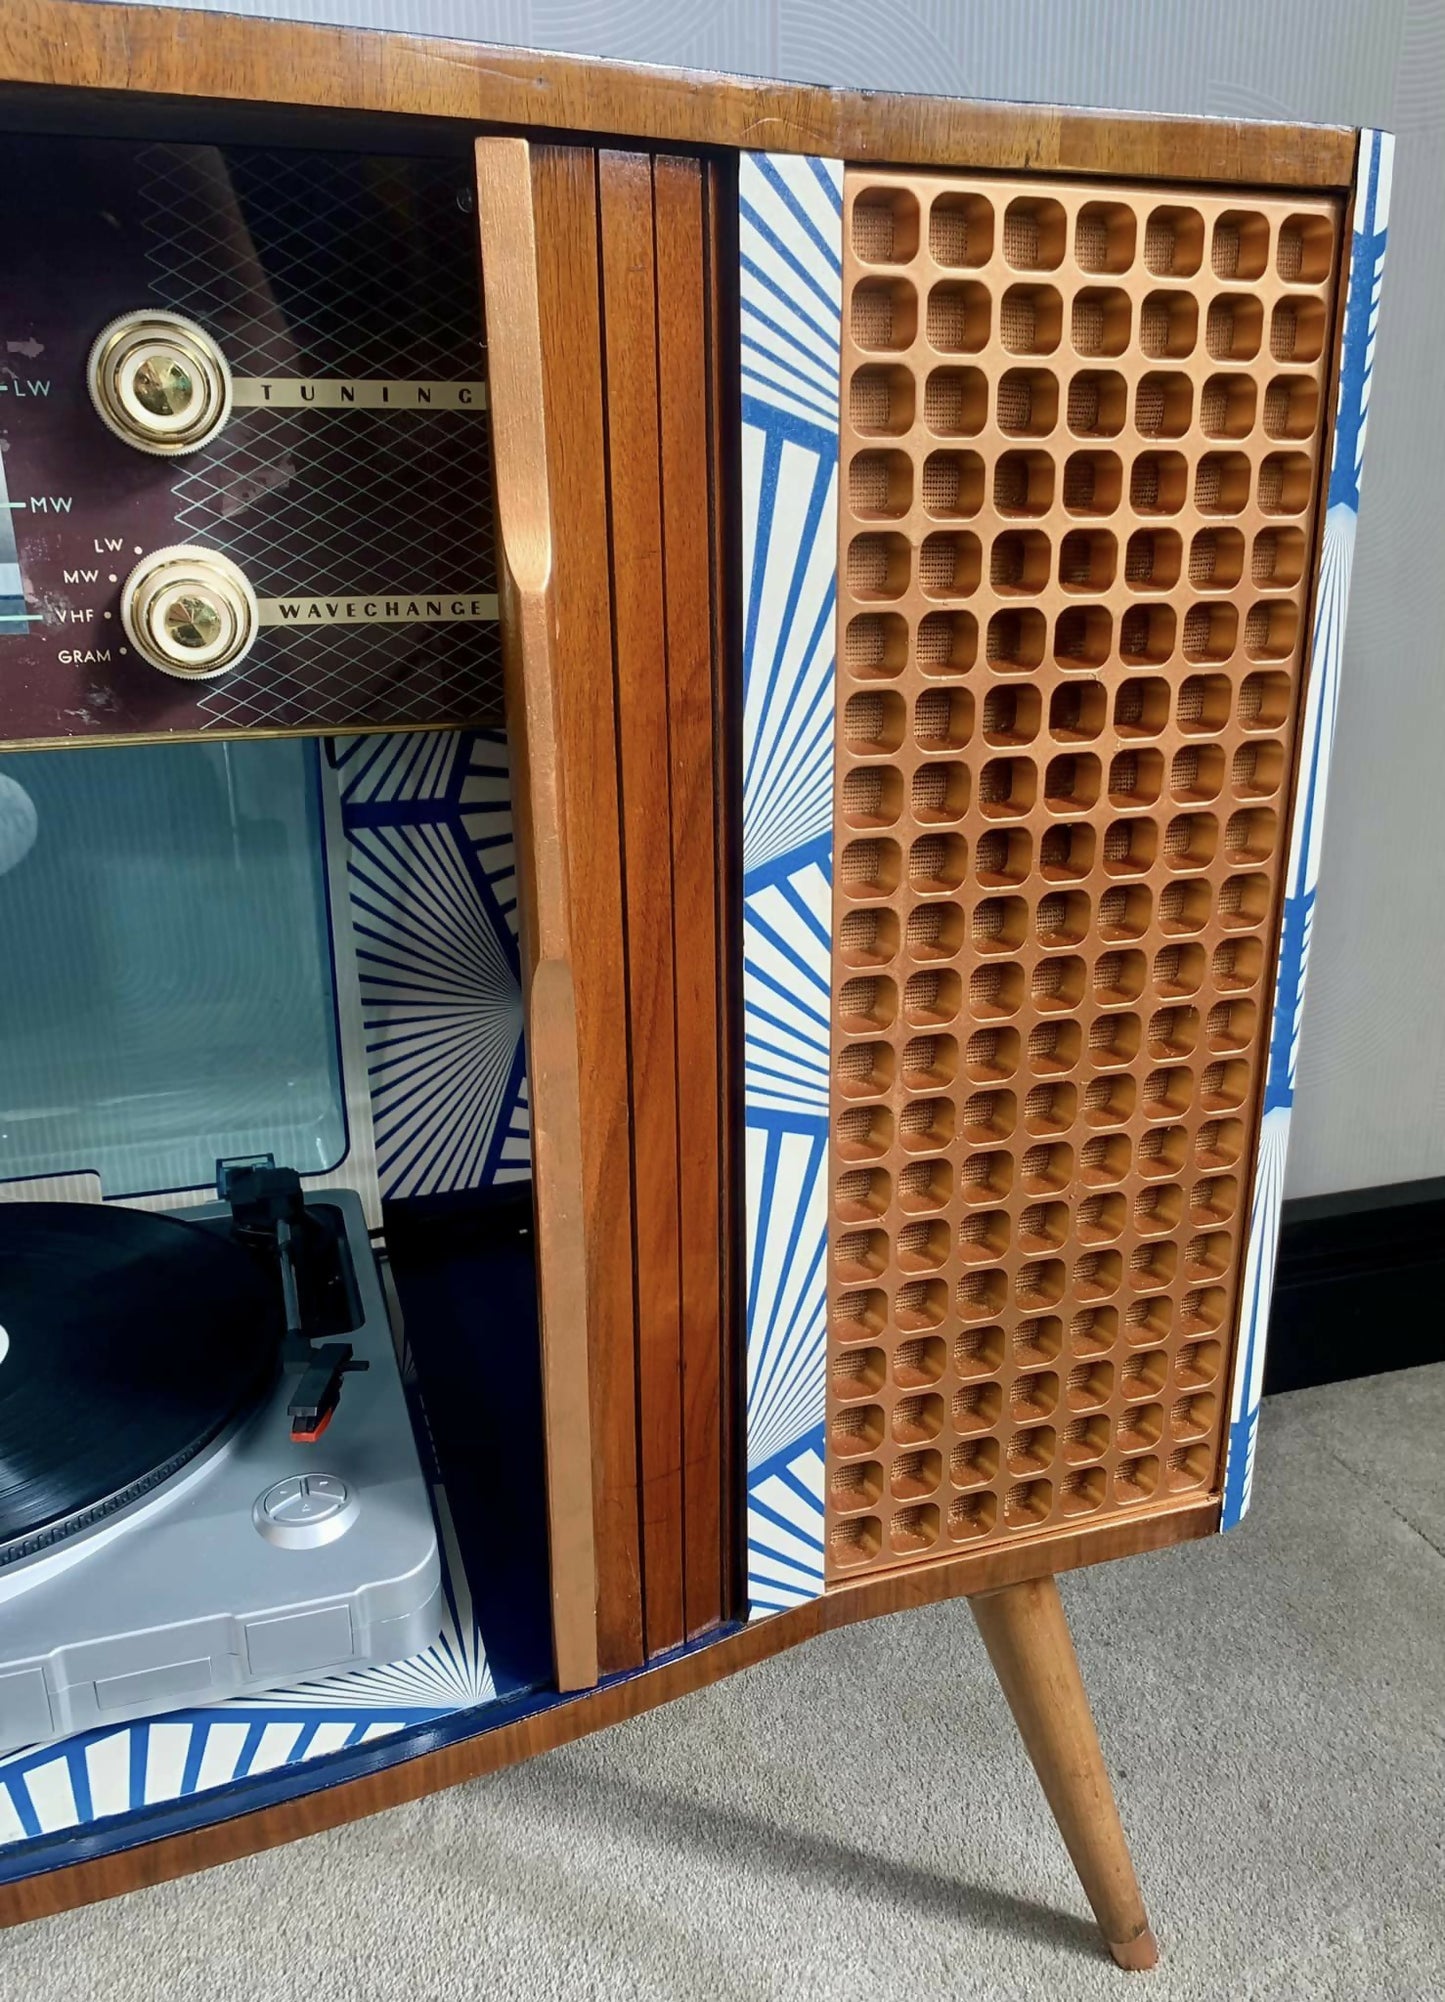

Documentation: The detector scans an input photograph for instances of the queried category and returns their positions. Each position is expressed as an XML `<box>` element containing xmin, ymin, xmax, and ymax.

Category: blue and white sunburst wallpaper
<box><xmin>1222</xmin><ymin>129</ymin><xmax>1394</xmax><ymax>1529</ymax></box>
<box><xmin>332</xmin><ymin>728</ymin><xmax>531</xmax><ymax>1199</ymax></box>
<box><xmin>739</xmin><ymin>152</ymin><xmax>842</xmax><ymax>1618</ymax></box>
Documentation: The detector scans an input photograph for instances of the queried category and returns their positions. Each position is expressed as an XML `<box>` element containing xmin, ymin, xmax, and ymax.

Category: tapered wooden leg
<box><xmin>970</xmin><ymin>1575</ymin><xmax>1159</xmax><ymax>1971</ymax></box>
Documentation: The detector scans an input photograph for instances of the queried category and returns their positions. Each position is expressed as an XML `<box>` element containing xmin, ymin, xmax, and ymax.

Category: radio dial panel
<box><xmin>0</xmin><ymin>137</ymin><xmax>502</xmax><ymax>746</ymax></box>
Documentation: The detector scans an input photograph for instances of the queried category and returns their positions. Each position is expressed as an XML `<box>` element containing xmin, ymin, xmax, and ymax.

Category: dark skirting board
<box><xmin>1265</xmin><ymin>1178</ymin><xmax>1445</xmax><ymax>1394</ymax></box>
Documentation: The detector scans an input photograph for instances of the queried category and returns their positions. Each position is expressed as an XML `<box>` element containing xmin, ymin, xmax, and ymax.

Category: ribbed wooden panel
<box><xmin>524</xmin><ymin>144</ymin><xmax>734</xmax><ymax>1660</ymax></box>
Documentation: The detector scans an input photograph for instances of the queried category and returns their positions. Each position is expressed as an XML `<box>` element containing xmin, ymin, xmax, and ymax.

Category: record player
<box><xmin>0</xmin><ymin>1166</ymin><xmax>442</xmax><ymax>1754</ymax></box>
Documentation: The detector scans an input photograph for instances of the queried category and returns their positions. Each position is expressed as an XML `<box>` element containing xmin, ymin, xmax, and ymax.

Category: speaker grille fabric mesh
<box><xmin>827</xmin><ymin>170</ymin><xmax>1341</xmax><ymax>1578</ymax></box>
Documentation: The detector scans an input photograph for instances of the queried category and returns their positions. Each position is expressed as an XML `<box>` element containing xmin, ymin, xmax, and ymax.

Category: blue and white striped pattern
<box><xmin>332</xmin><ymin>729</ymin><xmax>530</xmax><ymax>1198</ymax></box>
<box><xmin>0</xmin><ymin>1487</ymin><xmax>494</xmax><ymax>1849</ymax></box>
<box><xmin>1222</xmin><ymin>131</ymin><xmax>1394</xmax><ymax>1528</ymax></box>
<box><xmin>740</xmin><ymin>153</ymin><xmax>841</xmax><ymax>1617</ymax></box>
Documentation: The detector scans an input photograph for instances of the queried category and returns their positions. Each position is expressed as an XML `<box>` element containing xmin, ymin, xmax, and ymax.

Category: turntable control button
<box><xmin>258</xmin><ymin>1474</ymin><xmax>350</xmax><ymax>1526</ymax></box>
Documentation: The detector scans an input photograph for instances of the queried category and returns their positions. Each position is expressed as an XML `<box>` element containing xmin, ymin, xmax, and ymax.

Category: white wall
<box><xmin>121</xmin><ymin>0</ymin><xmax>1445</xmax><ymax>1199</ymax></box>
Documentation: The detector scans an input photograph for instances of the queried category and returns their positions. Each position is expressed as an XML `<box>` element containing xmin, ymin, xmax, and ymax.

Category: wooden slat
<box><xmin>473</xmin><ymin>137</ymin><xmax>599</xmax><ymax>1693</ymax></box>
<box><xmin>653</xmin><ymin>153</ymin><xmax>725</xmax><ymax>1640</ymax></box>
<box><xmin>598</xmin><ymin>149</ymin><xmax>687</xmax><ymax>1659</ymax></box>
<box><xmin>705</xmin><ymin>163</ymin><xmax>745</xmax><ymax>1625</ymax></box>
<box><xmin>530</xmin><ymin>144</ymin><xmax>645</xmax><ymax>1675</ymax></box>
<box><xmin>0</xmin><ymin>2</ymin><xmax>1358</xmax><ymax>191</ymax></box>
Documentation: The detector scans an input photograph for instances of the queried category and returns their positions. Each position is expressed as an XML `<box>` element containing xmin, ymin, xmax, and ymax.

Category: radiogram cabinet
<box><xmin>0</xmin><ymin>0</ymin><xmax>1392</xmax><ymax>1961</ymax></box>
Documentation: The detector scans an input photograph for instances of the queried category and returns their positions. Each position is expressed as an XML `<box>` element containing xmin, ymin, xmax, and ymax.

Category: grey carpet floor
<box><xmin>4</xmin><ymin>1364</ymin><xmax>1443</xmax><ymax>2002</ymax></box>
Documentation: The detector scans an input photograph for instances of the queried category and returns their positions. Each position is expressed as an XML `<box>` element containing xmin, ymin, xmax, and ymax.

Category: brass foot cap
<box><xmin>1108</xmin><ymin>1927</ymin><xmax>1159</xmax><ymax>1971</ymax></box>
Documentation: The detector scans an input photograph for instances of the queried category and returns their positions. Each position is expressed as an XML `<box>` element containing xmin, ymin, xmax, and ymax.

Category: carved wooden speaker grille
<box><xmin>826</xmin><ymin>170</ymin><xmax>1342</xmax><ymax>1578</ymax></box>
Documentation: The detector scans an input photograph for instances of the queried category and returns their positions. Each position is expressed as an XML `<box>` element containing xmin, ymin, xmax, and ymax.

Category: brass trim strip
<box><xmin>232</xmin><ymin>379</ymin><xmax>488</xmax><ymax>410</ymax></box>
<box><xmin>255</xmin><ymin>592</ymin><xmax>499</xmax><ymax>626</ymax></box>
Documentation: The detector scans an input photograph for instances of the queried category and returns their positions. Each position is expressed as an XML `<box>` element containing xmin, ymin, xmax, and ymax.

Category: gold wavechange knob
<box><xmin>121</xmin><ymin>546</ymin><xmax>259</xmax><ymax>680</ymax></box>
<box><xmin>87</xmin><ymin>310</ymin><xmax>233</xmax><ymax>456</ymax></box>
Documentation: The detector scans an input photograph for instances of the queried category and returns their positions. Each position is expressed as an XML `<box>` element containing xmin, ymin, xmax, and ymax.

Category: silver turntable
<box><xmin>0</xmin><ymin>1185</ymin><xmax>442</xmax><ymax>1754</ymax></box>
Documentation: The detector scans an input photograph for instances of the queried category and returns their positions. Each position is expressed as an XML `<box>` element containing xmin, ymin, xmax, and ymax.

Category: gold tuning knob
<box><xmin>87</xmin><ymin>311</ymin><xmax>233</xmax><ymax>456</ymax></box>
<box><xmin>121</xmin><ymin>547</ymin><xmax>258</xmax><ymax>680</ymax></box>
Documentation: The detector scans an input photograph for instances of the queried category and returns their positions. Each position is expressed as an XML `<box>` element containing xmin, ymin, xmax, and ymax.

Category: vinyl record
<box><xmin>0</xmin><ymin>1203</ymin><xmax>283</xmax><ymax>1564</ymax></box>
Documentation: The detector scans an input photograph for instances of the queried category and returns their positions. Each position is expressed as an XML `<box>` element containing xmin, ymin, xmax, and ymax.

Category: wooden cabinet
<box><xmin>0</xmin><ymin>1</ymin><xmax>1391</xmax><ymax>1962</ymax></box>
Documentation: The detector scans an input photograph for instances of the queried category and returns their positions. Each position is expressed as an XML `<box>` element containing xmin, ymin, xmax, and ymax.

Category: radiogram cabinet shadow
<box><xmin>0</xmin><ymin>0</ymin><xmax>1391</xmax><ymax>1963</ymax></box>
